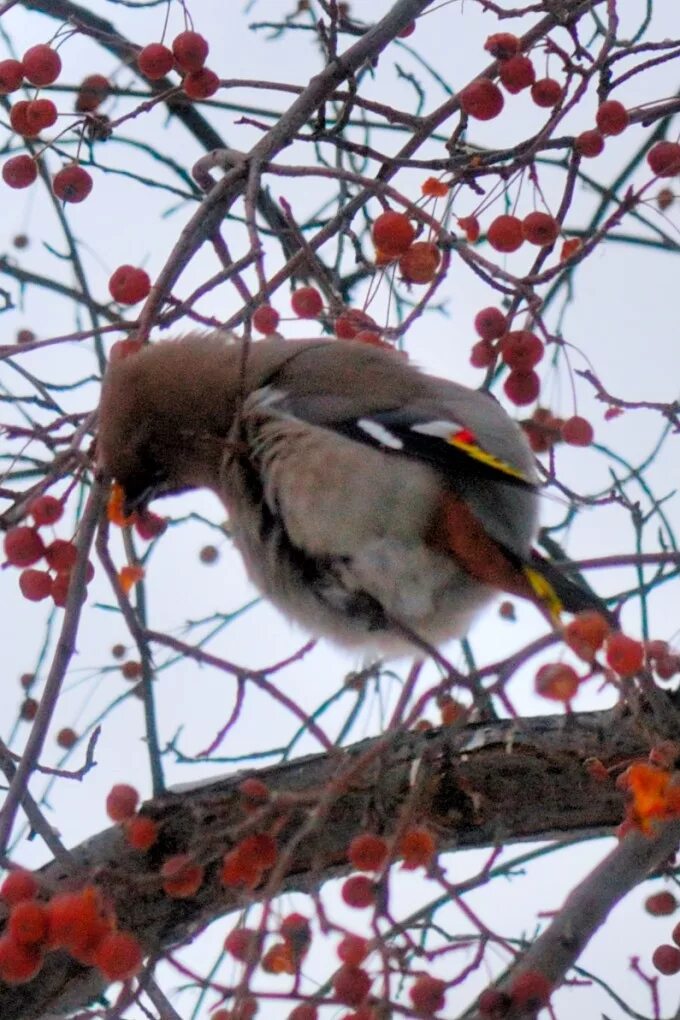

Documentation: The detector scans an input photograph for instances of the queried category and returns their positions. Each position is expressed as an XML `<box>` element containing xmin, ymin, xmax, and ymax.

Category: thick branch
<box><xmin>0</xmin><ymin>705</ymin><xmax>655</xmax><ymax>1020</ymax></box>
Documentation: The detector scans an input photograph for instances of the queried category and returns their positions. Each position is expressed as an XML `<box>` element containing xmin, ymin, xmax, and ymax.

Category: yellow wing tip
<box><xmin>523</xmin><ymin>566</ymin><xmax>564</xmax><ymax>621</ymax></box>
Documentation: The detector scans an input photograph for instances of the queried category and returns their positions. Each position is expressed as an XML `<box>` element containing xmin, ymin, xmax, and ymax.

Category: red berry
<box><xmin>409</xmin><ymin>975</ymin><xmax>447</xmax><ymax>1014</ymax></box>
<box><xmin>172</xmin><ymin>31</ymin><xmax>209</xmax><ymax>72</ymax></box>
<box><xmin>224</xmin><ymin>927</ymin><xmax>262</xmax><ymax>963</ymax></box>
<box><xmin>20</xmin><ymin>698</ymin><xmax>39</xmax><ymax>721</ymax></box>
<box><xmin>183</xmin><ymin>67</ymin><xmax>219</xmax><ymax>99</ymax></box>
<box><xmin>575</xmin><ymin>130</ymin><xmax>604</xmax><ymax>158</ymax></box>
<box><xmin>470</xmin><ymin>339</ymin><xmax>495</xmax><ymax>369</ymax></box>
<box><xmin>109</xmin><ymin>265</ymin><xmax>151</xmax><ymax>305</ymax></box>
<box><xmin>124</xmin><ymin>815</ymin><xmax>158</xmax><ymax>850</ymax></box>
<box><xmin>22</xmin><ymin>44</ymin><xmax>61</xmax><ymax>87</ymax></box>
<box><xmin>19</xmin><ymin>569</ymin><xmax>52</xmax><ymax>602</ymax></box>
<box><xmin>4</xmin><ymin>527</ymin><xmax>45</xmax><ymax>567</ymax></box>
<box><xmin>291</xmin><ymin>286</ymin><xmax>323</xmax><ymax>318</ymax></box>
<box><xmin>1</xmin><ymin>871</ymin><xmax>38</xmax><ymax>906</ymax></box>
<box><xmin>252</xmin><ymin>305</ymin><xmax>280</xmax><ymax>334</ymax></box>
<box><xmin>288</xmin><ymin>1006</ymin><xmax>318</xmax><ymax>1020</ymax></box>
<box><xmin>348</xmin><ymin>834</ymin><xmax>388</xmax><ymax>872</ymax></box>
<box><xmin>535</xmin><ymin>663</ymin><xmax>580</xmax><ymax>703</ymax></box>
<box><xmin>238</xmin><ymin>777</ymin><xmax>270</xmax><ymax>806</ymax></box>
<box><xmin>161</xmin><ymin>854</ymin><xmax>204</xmax><ymax>898</ymax></box>
<box><xmin>522</xmin><ymin>211</ymin><xmax>559</xmax><ymax>246</ymax></box>
<box><xmin>44</xmin><ymin>539</ymin><xmax>77</xmax><ymax>573</ymax></box>
<box><xmin>459</xmin><ymin>79</ymin><xmax>504</xmax><ymax>121</ymax></box>
<box><xmin>134</xmin><ymin>510</ymin><xmax>167</xmax><ymax>540</ymax></box>
<box><xmin>474</xmin><ymin>306</ymin><xmax>507</xmax><ymax>340</ymax></box>
<box><xmin>399</xmin><ymin>828</ymin><xmax>436</xmax><ymax>870</ymax></box>
<box><xmin>398</xmin><ymin>241</ymin><xmax>441</xmax><ymax>284</ymax></box>
<box><xmin>93</xmin><ymin>930</ymin><xmax>143</xmax><ymax>980</ymax></box>
<box><xmin>605</xmin><ymin>632</ymin><xmax>644</xmax><ymax>677</ymax></box>
<box><xmin>0</xmin><ymin>59</ymin><xmax>24</xmax><ymax>93</ymax></box>
<box><xmin>2</xmin><ymin>156</ymin><xmax>37</xmax><ymax>189</ymax></box>
<box><xmin>335</xmin><ymin>309</ymin><xmax>377</xmax><ymax>339</ymax></box>
<box><xmin>56</xmin><ymin>727</ymin><xmax>77</xmax><ymax>749</ymax></box>
<box><xmin>105</xmin><ymin>783</ymin><xmax>139</xmax><ymax>822</ymax></box>
<box><xmin>0</xmin><ymin>936</ymin><xmax>42</xmax><ymax>984</ymax></box>
<box><xmin>500</xmin><ymin>330</ymin><xmax>544</xmax><ymax>372</ymax></box>
<box><xmin>332</xmin><ymin>964</ymin><xmax>371</xmax><ymax>1006</ymax></box>
<box><xmin>647</xmin><ymin>141</ymin><xmax>680</xmax><ymax>177</ymax></box>
<box><xmin>487</xmin><ymin>214</ymin><xmax>523</xmax><ymax>253</ymax></box>
<box><xmin>26</xmin><ymin>98</ymin><xmax>58</xmax><ymax>134</ymax></box>
<box><xmin>337</xmin><ymin>934</ymin><xmax>369</xmax><ymax>966</ymax></box>
<box><xmin>596</xmin><ymin>99</ymin><xmax>629</xmax><ymax>136</ymax></box>
<box><xmin>499</xmin><ymin>54</ymin><xmax>536</xmax><ymax>94</ymax></box>
<box><xmin>510</xmin><ymin>970</ymin><xmax>552</xmax><ymax>1007</ymax></box>
<box><xmin>645</xmin><ymin>891</ymin><xmax>677</xmax><ymax>916</ymax></box>
<box><xmin>561</xmin><ymin>415</ymin><xmax>593</xmax><ymax>446</ymax></box>
<box><xmin>9</xmin><ymin>102</ymin><xmax>37</xmax><ymax>137</ymax></box>
<box><xmin>398</xmin><ymin>20</ymin><xmax>416</xmax><ymax>38</ymax></box>
<box><xmin>478</xmin><ymin>988</ymin><xmax>511</xmax><ymax>1017</ymax></box>
<box><xmin>484</xmin><ymin>33</ymin><xmax>520</xmax><ymax>59</ymax></box>
<box><xmin>341</xmin><ymin>875</ymin><xmax>375</xmax><ymax>909</ymax></box>
<box><xmin>652</xmin><ymin>944</ymin><xmax>680</xmax><ymax>976</ymax></box>
<box><xmin>8</xmin><ymin>901</ymin><xmax>48</xmax><ymax>945</ymax></box>
<box><xmin>504</xmin><ymin>370</ymin><xmax>540</xmax><ymax>406</ymax></box>
<box><xmin>52</xmin><ymin>164</ymin><xmax>93</xmax><ymax>203</ymax></box>
<box><xmin>76</xmin><ymin>74</ymin><xmax>111</xmax><ymax>113</ymax></box>
<box><xmin>458</xmin><ymin>215</ymin><xmax>480</xmax><ymax>242</ymax></box>
<box><xmin>564</xmin><ymin>611</ymin><xmax>610</xmax><ymax>661</ymax></box>
<box><xmin>371</xmin><ymin>210</ymin><xmax>416</xmax><ymax>258</ymax></box>
<box><xmin>138</xmin><ymin>43</ymin><xmax>174</xmax><ymax>80</ymax></box>
<box><xmin>531</xmin><ymin>78</ymin><xmax>563</xmax><ymax>108</ymax></box>
<box><xmin>674</xmin><ymin>920</ymin><xmax>680</xmax><ymax>947</ymax></box>
<box><xmin>29</xmin><ymin>495</ymin><xmax>63</xmax><ymax>526</ymax></box>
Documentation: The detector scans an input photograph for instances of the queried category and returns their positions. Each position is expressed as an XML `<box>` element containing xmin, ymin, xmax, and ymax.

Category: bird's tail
<box><xmin>523</xmin><ymin>549</ymin><xmax>618</xmax><ymax>628</ymax></box>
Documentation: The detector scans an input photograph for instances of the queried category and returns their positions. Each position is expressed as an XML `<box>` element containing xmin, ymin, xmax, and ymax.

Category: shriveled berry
<box><xmin>499</xmin><ymin>54</ymin><xmax>535</xmax><ymax>94</ymax></box>
<box><xmin>522</xmin><ymin>211</ymin><xmax>559</xmax><ymax>246</ymax></box>
<box><xmin>398</xmin><ymin>241</ymin><xmax>441</xmax><ymax>284</ymax></box>
<box><xmin>252</xmin><ymin>305</ymin><xmax>280</xmax><ymax>334</ymax></box>
<box><xmin>504</xmin><ymin>370</ymin><xmax>540</xmax><ymax>406</ymax></box>
<box><xmin>561</xmin><ymin>415</ymin><xmax>593</xmax><ymax>446</ymax></box>
<box><xmin>22</xmin><ymin>44</ymin><xmax>61</xmax><ymax>87</ymax></box>
<box><xmin>596</xmin><ymin>100</ymin><xmax>628</xmax><ymax>136</ymax></box>
<box><xmin>138</xmin><ymin>43</ymin><xmax>173</xmax><ymax>79</ymax></box>
<box><xmin>4</xmin><ymin>527</ymin><xmax>45</xmax><ymax>567</ymax></box>
<box><xmin>531</xmin><ymin>78</ymin><xmax>563</xmax><ymax>108</ymax></box>
<box><xmin>291</xmin><ymin>286</ymin><xmax>323</xmax><ymax>318</ymax></box>
<box><xmin>459</xmin><ymin>79</ymin><xmax>504</xmax><ymax>121</ymax></box>
<box><xmin>647</xmin><ymin>141</ymin><xmax>680</xmax><ymax>177</ymax></box>
<box><xmin>371</xmin><ymin>210</ymin><xmax>416</xmax><ymax>258</ymax></box>
<box><xmin>3</xmin><ymin>156</ymin><xmax>38</xmax><ymax>189</ymax></box>
<box><xmin>458</xmin><ymin>215</ymin><xmax>480</xmax><ymax>242</ymax></box>
<box><xmin>76</xmin><ymin>74</ymin><xmax>111</xmax><ymax>113</ymax></box>
<box><xmin>52</xmin><ymin>164</ymin><xmax>93</xmax><ymax>203</ymax></box>
<box><xmin>172</xmin><ymin>31</ymin><xmax>209</xmax><ymax>72</ymax></box>
<box><xmin>474</xmin><ymin>306</ymin><xmax>507</xmax><ymax>341</ymax></box>
<box><xmin>183</xmin><ymin>67</ymin><xmax>219</xmax><ymax>99</ymax></box>
<box><xmin>109</xmin><ymin>265</ymin><xmax>151</xmax><ymax>305</ymax></box>
<box><xmin>487</xmin><ymin>214</ymin><xmax>523</xmax><ymax>253</ymax></box>
<box><xmin>575</xmin><ymin>130</ymin><xmax>604</xmax><ymax>158</ymax></box>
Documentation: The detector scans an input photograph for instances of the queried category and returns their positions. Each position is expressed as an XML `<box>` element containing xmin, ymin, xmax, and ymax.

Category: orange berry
<box><xmin>109</xmin><ymin>265</ymin><xmax>151</xmax><ymax>305</ymax></box>
<box><xmin>534</xmin><ymin>663</ymin><xmax>580</xmax><ymax>702</ymax></box>
<box><xmin>138</xmin><ymin>43</ymin><xmax>173</xmax><ymax>79</ymax></box>
<box><xmin>172</xmin><ymin>31</ymin><xmax>209</xmax><ymax>72</ymax></box>
<box><xmin>504</xmin><ymin>369</ymin><xmax>540</xmax><ymax>406</ymax></box>
<box><xmin>161</xmin><ymin>854</ymin><xmax>204</xmax><ymax>898</ymax></box>
<box><xmin>333</xmin><ymin>964</ymin><xmax>371</xmax><ymax>1007</ymax></box>
<box><xmin>531</xmin><ymin>77</ymin><xmax>563</xmax><ymax>107</ymax></box>
<box><xmin>487</xmin><ymin>214</ymin><xmax>523</xmax><ymax>253</ymax></box>
<box><xmin>522</xmin><ymin>211</ymin><xmax>559</xmax><ymax>246</ymax></box>
<box><xmin>8</xmin><ymin>901</ymin><xmax>48</xmax><ymax>945</ymax></box>
<box><xmin>409</xmin><ymin>975</ymin><xmax>447</xmax><ymax>1014</ymax></box>
<box><xmin>421</xmin><ymin>176</ymin><xmax>449</xmax><ymax>198</ymax></box>
<box><xmin>1</xmin><ymin>870</ymin><xmax>38</xmax><ymax>905</ymax></box>
<box><xmin>605</xmin><ymin>633</ymin><xmax>644</xmax><ymax>677</ymax></box>
<box><xmin>399</xmin><ymin>828</ymin><xmax>436</xmax><ymax>870</ymax></box>
<box><xmin>46</xmin><ymin>887</ymin><xmax>109</xmax><ymax>959</ymax></box>
<box><xmin>459</xmin><ymin>79</ymin><xmax>504</xmax><ymax>120</ymax></box>
<box><xmin>560</xmin><ymin>237</ymin><xmax>582</xmax><ymax>262</ymax></box>
<box><xmin>124</xmin><ymin>815</ymin><xmax>159</xmax><ymax>851</ymax></box>
<box><xmin>596</xmin><ymin>99</ymin><xmax>628</xmax><ymax>136</ymax></box>
<box><xmin>341</xmin><ymin>876</ymin><xmax>375</xmax><ymax>909</ymax></box>
<box><xmin>371</xmin><ymin>210</ymin><xmax>415</xmax><ymax>258</ymax></box>
<box><xmin>52</xmin><ymin>164</ymin><xmax>93</xmax><ymax>203</ymax></box>
<box><xmin>348</xmin><ymin>834</ymin><xmax>388</xmax><ymax>872</ymax></box>
<box><xmin>22</xmin><ymin>44</ymin><xmax>61</xmax><ymax>86</ymax></box>
<box><xmin>0</xmin><ymin>936</ymin><xmax>42</xmax><ymax>984</ymax></box>
<box><xmin>93</xmin><ymin>930</ymin><xmax>143</xmax><ymax>981</ymax></box>
<box><xmin>564</xmin><ymin>611</ymin><xmax>610</xmax><ymax>661</ymax></box>
<box><xmin>499</xmin><ymin>54</ymin><xmax>535</xmax><ymax>94</ymax></box>
<box><xmin>457</xmin><ymin>215</ymin><xmax>480</xmax><ymax>242</ymax></box>
<box><xmin>105</xmin><ymin>783</ymin><xmax>139</xmax><ymax>822</ymax></box>
<box><xmin>291</xmin><ymin>286</ymin><xmax>323</xmax><ymax>318</ymax></box>
<box><xmin>398</xmin><ymin>241</ymin><xmax>441</xmax><ymax>283</ymax></box>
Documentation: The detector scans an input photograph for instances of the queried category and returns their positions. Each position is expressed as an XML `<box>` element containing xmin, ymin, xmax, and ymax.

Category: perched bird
<box><xmin>97</xmin><ymin>333</ymin><xmax>610</xmax><ymax>653</ymax></box>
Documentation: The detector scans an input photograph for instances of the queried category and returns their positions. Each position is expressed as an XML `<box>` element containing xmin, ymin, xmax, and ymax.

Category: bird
<box><xmin>96</xmin><ymin>332</ymin><xmax>612</xmax><ymax>654</ymax></box>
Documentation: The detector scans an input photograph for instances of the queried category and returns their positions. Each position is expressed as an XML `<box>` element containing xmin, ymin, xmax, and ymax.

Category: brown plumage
<box><xmin>97</xmin><ymin>333</ymin><xmax>610</xmax><ymax>652</ymax></box>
